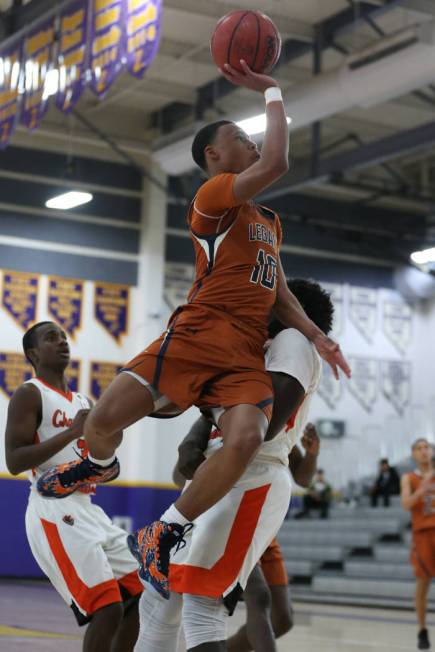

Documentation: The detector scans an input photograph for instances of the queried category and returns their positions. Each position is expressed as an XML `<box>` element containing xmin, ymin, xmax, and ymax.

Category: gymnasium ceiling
<box><xmin>1</xmin><ymin>0</ymin><xmax>435</xmax><ymax>264</ymax></box>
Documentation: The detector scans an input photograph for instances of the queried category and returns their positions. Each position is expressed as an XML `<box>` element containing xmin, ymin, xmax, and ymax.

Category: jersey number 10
<box><xmin>250</xmin><ymin>249</ymin><xmax>277</xmax><ymax>290</ymax></box>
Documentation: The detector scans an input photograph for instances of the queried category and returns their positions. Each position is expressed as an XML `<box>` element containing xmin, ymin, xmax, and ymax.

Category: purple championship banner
<box><xmin>56</xmin><ymin>0</ymin><xmax>89</xmax><ymax>112</ymax></box>
<box><xmin>47</xmin><ymin>276</ymin><xmax>84</xmax><ymax>339</ymax></box>
<box><xmin>1</xmin><ymin>270</ymin><xmax>39</xmax><ymax>331</ymax></box>
<box><xmin>90</xmin><ymin>361</ymin><xmax>123</xmax><ymax>399</ymax></box>
<box><xmin>0</xmin><ymin>353</ymin><xmax>33</xmax><ymax>398</ymax></box>
<box><xmin>94</xmin><ymin>281</ymin><xmax>129</xmax><ymax>342</ymax></box>
<box><xmin>21</xmin><ymin>16</ymin><xmax>56</xmax><ymax>130</ymax></box>
<box><xmin>126</xmin><ymin>0</ymin><xmax>162</xmax><ymax>78</ymax></box>
<box><xmin>90</xmin><ymin>0</ymin><xmax>125</xmax><ymax>97</ymax></box>
<box><xmin>0</xmin><ymin>43</ymin><xmax>22</xmax><ymax>148</ymax></box>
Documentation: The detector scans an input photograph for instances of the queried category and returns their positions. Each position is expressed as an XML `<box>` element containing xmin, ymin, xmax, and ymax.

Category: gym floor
<box><xmin>1</xmin><ymin>579</ymin><xmax>432</xmax><ymax>651</ymax></box>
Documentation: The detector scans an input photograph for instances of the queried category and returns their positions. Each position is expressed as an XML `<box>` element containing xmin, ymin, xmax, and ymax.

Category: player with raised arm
<box><xmin>4</xmin><ymin>322</ymin><xmax>143</xmax><ymax>652</ymax></box>
<box><xmin>133</xmin><ymin>278</ymin><xmax>331</xmax><ymax>652</ymax></box>
<box><xmin>37</xmin><ymin>63</ymin><xmax>349</xmax><ymax>602</ymax></box>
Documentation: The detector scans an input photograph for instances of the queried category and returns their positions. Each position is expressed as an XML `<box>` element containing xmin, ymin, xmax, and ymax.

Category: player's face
<box><xmin>212</xmin><ymin>124</ymin><xmax>260</xmax><ymax>172</ymax></box>
<box><xmin>412</xmin><ymin>440</ymin><xmax>433</xmax><ymax>465</ymax></box>
<box><xmin>34</xmin><ymin>323</ymin><xmax>70</xmax><ymax>369</ymax></box>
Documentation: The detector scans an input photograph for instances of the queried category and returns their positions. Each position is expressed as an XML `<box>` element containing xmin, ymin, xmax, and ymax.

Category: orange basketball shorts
<box><xmin>411</xmin><ymin>528</ymin><xmax>435</xmax><ymax>579</ymax></box>
<box><xmin>123</xmin><ymin>305</ymin><xmax>273</xmax><ymax>419</ymax></box>
<box><xmin>260</xmin><ymin>537</ymin><xmax>289</xmax><ymax>586</ymax></box>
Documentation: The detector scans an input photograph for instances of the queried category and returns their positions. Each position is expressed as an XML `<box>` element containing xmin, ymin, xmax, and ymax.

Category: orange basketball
<box><xmin>211</xmin><ymin>10</ymin><xmax>281</xmax><ymax>75</ymax></box>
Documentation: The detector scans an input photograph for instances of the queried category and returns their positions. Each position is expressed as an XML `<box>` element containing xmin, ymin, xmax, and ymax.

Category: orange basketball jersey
<box><xmin>187</xmin><ymin>173</ymin><xmax>282</xmax><ymax>340</ymax></box>
<box><xmin>409</xmin><ymin>472</ymin><xmax>435</xmax><ymax>532</ymax></box>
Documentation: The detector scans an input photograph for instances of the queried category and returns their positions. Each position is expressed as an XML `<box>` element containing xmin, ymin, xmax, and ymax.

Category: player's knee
<box><xmin>226</xmin><ymin>426</ymin><xmax>263</xmax><ymax>458</ymax></box>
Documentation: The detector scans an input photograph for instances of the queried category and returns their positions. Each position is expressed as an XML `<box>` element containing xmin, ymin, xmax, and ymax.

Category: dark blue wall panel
<box><xmin>0</xmin><ymin>177</ymin><xmax>141</xmax><ymax>222</ymax></box>
<box><xmin>0</xmin><ymin>211</ymin><xmax>139</xmax><ymax>253</ymax></box>
<box><xmin>0</xmin><ymin>245</ymin><xmax>137</xmax><ymax>284</ymax></box>
<box><xmin>0</xmin><ymin>146</ymin><xmax>142</xmax><ymax>191</ymax></box>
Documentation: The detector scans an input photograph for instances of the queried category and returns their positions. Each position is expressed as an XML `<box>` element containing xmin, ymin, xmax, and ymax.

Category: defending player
<box><xmin>37</xmin><ymin>62</ymin><xmax>349</xmax><ymax>601</ymax></box>
<box><xmin>4</xmin><ymin>321</ymin><xmax>143</xmax><ymax>652</ymax></box>
<box><xmin>401</xmin><ymin>438</ymin><xmax>435</xmax><ymax>650</ymax></box>
<box><xmin>134</xmin><ymin>278</ymin><xmax>330</xmax><ymax>651</ymax></box>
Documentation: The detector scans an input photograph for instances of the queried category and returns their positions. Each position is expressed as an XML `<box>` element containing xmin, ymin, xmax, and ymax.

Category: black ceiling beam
<box><xmin>260</xmin><ymin>119</ymin><xmax>435</xmax><ymax>203</ymax></box>
<box><xmin>153</xmin><ymin>0</ymin><xmax>400</xmax><ymax>134</ymax></box>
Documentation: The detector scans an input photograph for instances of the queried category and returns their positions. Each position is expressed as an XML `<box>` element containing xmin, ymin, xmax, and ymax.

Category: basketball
<box><xmin>210</xmin><ymin>10</ymin><xmax>281</xmax><ymax>75</ymax></box>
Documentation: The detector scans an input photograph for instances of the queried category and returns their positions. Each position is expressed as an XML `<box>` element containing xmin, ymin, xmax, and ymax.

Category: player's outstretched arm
<box><xmin>4</xmin><ymin>384</ymin><xmax>89</xmax><ymax>475</ymax></box>
<box><xmin>273</xmin><ymin>258</ymin><xmax>351</xmax><ymax>380</ymax></box>
<box><xmin>221</xmin><ymin>60</ymin><xmax>289</xmax><ymax>202</ymax></box>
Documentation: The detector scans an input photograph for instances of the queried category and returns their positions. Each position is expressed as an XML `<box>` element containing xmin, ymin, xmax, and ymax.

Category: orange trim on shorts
<box><xmin>40</xmin><ymin>518</ymin><xmax>122</xmax><ymax>615</ymax></box>
<box><xmin>118</xmin><ymin>569</ymin><xmax>143</xmax><ymax>597</ymax></box>
<box><xmin>260</xmin><ymin>538</ymin><xmax>288</xmax><ymax>586</ymax></box>
<box><xmin>169</xmin><ymin>483</ymin><xmax>271</xmax><ymax>596</ymax></box>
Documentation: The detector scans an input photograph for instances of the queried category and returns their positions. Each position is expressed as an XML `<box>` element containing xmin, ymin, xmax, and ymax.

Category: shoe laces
<box><xmin>59</xmin><ymin>457</ymin><xmax>93</xmax><ymax>487</ymax></box>
<box><xmin>157</xmin><ymin>522</ymin><xmax>193</xmax><ymax>574</ymax></box>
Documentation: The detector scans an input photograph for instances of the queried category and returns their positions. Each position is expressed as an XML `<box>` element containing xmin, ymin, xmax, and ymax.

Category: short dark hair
<box><xmin>22</xmin><ymin>321</ymin><xmax>53</xmax><ymax>367</ymax></box>
<box><xmin>269</xmin><ymin>278</ymin><xmax>334</xmax><ymax>338</ymax></box>
<box><xmin>191</xmin><ymin>120</ymin><xmax>232</xmax><ymax>171</ymax></box>
<box><xmin>380</xmin><ymin>458</ymin><xmax>389</xmax><ymax>465</ymax></box>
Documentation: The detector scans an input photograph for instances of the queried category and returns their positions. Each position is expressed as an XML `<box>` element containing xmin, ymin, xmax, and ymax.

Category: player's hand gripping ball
<box><xmin>211</xmin><ymin>10</ymin><xmax>281</xmax><ymax>74</ymax></box>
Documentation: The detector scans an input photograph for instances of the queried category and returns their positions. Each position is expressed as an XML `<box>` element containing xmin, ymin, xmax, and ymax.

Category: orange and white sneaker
<box><xmin>127</xmin><ymin>520</ymin><xmax>192</xmax><ymax>599</ymax></box>
<box><xmin>37</xmin><ymin>457</ymin><xmax>120</xmax><ymax>498</ymax></box>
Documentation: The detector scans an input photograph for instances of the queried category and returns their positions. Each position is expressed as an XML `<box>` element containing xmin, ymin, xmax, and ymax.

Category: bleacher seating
<box><xmin>279</xmin><ymin>497</ymin><xmax>435</xmax><ymax>608</ymax></box>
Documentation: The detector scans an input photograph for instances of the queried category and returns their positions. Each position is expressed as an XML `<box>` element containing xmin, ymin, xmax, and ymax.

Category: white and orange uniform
<box><xmin>169</xmin><ymin>328</ymin><xmax>321</xmax><ymax>603</ymax></box>
<box><xmin>24</xmin><ymin>378</ymin><xmax>142</xmax><ymax>625</ymax></box>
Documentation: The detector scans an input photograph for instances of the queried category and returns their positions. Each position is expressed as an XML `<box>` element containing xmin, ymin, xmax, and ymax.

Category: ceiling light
<box><xmin>45</xmin><ymin>191</ymin><xmax>93</xmax><ymax>210</ymax></box>
<box><xmin>236</xmin><ymin>113</ymin><xmax>292</xmax><ymax>136</ymax></box>
<box><xmin>410</xmin><ymin>248</ymin><xmax>435</xmax><ymax>265</ymax></box>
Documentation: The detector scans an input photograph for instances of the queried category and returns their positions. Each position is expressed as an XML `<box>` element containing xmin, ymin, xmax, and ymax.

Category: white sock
<box><xmin>160</xmin><ymin>504</ymin><xmax>190</xmax><ymax>527</ymax></box>
<box><xmin>87</xmin><ymin>453</ymin><xmax>116</xmax><ymax>467</ymax></box>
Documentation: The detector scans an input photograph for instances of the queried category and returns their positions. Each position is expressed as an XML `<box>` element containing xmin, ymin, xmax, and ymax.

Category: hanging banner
<box><xmin>126</xmin><ymin>0</ymin><xmax>162</xmax><ymax>78</ymax></box>
<box><xmin>56</xmin><ymin>0</ymin><xmax>89</xmax><ymax>113</ymax></box>
<box><xmin>2</xmin><ymin>270</ymin><xmax>39</xmax><ymax>330</ymax></box>
<box><xmin>0</xmin><ymin>43</ymin><xmax>22</xmax><ymax>148</ymax></box>
<box><xmin>90</xmin><ymin>0</ymin><xmax>125</xmax><ymax>96</ymax></box>
<box><xmin>94</xmin><ymin>282</ymin><xmax>129</xmax><ymax>342</ymax></box>
<box><xmin>47</xmin><ymin>276</ymin><xmax>83</xmax><ymax>339</ymax></box>
<box><xmin>318</xmin><ymin>361</ymin><xmax>342</xmax><ymax>410</ymax></box>
<box><xmin>347</xmin><ymin>356</ymin><xmax>378</xmax><ymax>413</ymax></box>
<box><xmin>0</xmin><ymin>352</ymin><xmax>33</xmax><ymax>398</ymax></box>
<box><xmin>349</xmin><ymin>287</ymin><xmax>377</xmax><ymax>343</ymax></box>
<box><xmin>67</xmin><ymin>358</ymin><xmax>81</xmax><ymax>393</ymax></box>
<box><xmin>383</xmin><ymin>301</ymin><xmax>412</xmax><ymax>356</ymax></box>
<box><xmin>381</xmin><ymin>360</ymin><xmax>411</xmax><ymax>416</ymax></box>
<box><xmin>21</xmin><ymin>16</ymin><xmax>56</xmax><ymax>129</ymax></box>
<box><xmin>164</xmin><ymin>262</ymin><xmax>194</xmax><ymax>311</ymax></box>
<box><xmin>322</xmin><ymin>282</ymin><xmax>344</xmax><ymax>337</ymax></box>
<box><xmin>89</xmin><ymin>361</ymin><xmax>122</xmax><ymax>399</ymax></box>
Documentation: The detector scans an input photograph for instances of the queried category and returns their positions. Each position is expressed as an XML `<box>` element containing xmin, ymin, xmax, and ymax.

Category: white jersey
<box><xmin>256</xmin><ymin>328</ymin><xmax>321</xmax><ymax>465</ymax></box>
<box><xmin>25</xmin><ymin>378</ymin><xmax>91</xmax><ymax>490</ymax></box>
<box><xmin>206</xmin><ymin>328</ymin><xmax>321</xmax><ymax>465</ymax></box>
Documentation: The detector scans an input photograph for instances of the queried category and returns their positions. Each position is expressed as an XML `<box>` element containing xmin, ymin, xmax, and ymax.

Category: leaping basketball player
<box><xmin>4</xmin><ymin>321</ymin><xmax>143</xmax><ymax>652</ymax></box>
<box><xmin>401</xmin><ymin>438</ymin><xmax>435</xmax><ymax>650</ymax></box>
<box><xmin>37</xmin><ymin>61</ymin><xmax>350</xmax><ymax>601</ymax></box>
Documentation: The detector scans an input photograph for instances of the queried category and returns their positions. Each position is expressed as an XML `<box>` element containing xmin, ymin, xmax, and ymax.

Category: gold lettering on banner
<box><xmin>96</xmin><ymin>7</ymin><xmax>120</xmax><ymax>31</ymax></box>
<box><xmin>63</xmin><ymin>49</ymin><xmax>85</xmax><ymax>68</ymax></box>
<box><xmin>62</xmin><ymin>9</ymin><xmax>85</xmax><ymax>33</ymax></box>
<box><xmin>128</xmin><ymin>4</ymin><xmax>157</xmax><ymax>33</ymax></box>
<box><xmin>95</xmin><ymin>0</ymin><xmax>117</xmax><ymax>11</ymax></box>
<box><xmin>128</xmin><ymin>0</ymin><xmax>144</xmax><ymax>11</ymax></box>
<box><xmin>27</xmin><ymin>28</ymin><xmax>54</xmax><ymax>54</ymax></box>
<box><xmin>61</xmin><ymin>30</ymin><xmax>83</xmax><ymax>52</ymax></box>
<box><xmin>0</xmin><ymin>352</ymin><xmax>33</xmax><ymax>398</ymax></box>
<box><xmin>92</xmin><ymin>26</ymin><xmax>121</xmax><ymax>55</ymax></box>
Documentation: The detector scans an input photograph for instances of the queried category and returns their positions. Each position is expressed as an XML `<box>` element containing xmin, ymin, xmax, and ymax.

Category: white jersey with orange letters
<box><xmin>169</xmin><ymin>328</ymin><xmax>321</xmax><ymax>604</ymax></box>
<box><xmin>24</xmin><ymin>378</ymin><xmax>142</xmax><ymax>625</ymax></box>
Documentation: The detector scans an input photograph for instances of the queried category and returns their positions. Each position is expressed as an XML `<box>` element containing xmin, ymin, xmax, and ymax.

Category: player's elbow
<box><xmin>6</xmin><ymin>455</ymin><xmax>21</xmax><ymax>476</ymax></box>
